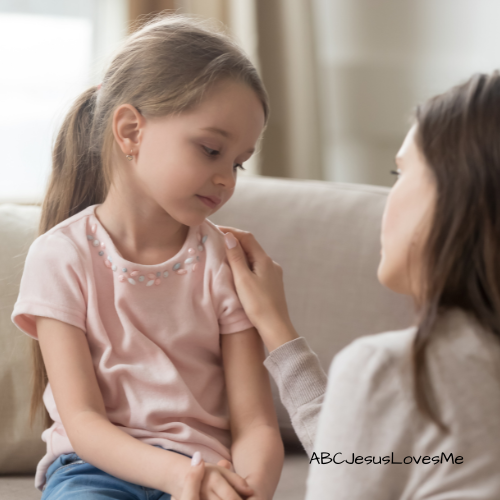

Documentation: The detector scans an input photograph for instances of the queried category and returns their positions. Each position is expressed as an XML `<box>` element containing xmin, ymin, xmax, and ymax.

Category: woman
<box><xmin>215</xmin><ymin>72</ymin><xmax>500</xmax><ymax>498</ymax></box>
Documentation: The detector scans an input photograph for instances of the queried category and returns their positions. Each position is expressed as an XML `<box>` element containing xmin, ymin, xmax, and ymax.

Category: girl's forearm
<box><xmin>231</xmin><ymin>424</ymin><xmax>284</xmax><ymax>500</ymax></box>
<box><xmin>66</xmin><ymin>410</ymin><xmax>190</xmax><ymax>497</ymax></box>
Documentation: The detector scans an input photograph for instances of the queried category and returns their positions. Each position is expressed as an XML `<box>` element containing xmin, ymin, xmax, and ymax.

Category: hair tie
<box><xmin>97</xmin><ymin>83</ymin><xmax>102</xmax><ymax>90</ymax></box>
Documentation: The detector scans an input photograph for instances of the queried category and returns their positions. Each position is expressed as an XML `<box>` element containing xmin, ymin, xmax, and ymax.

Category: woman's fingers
<box><xmin>178</xmin><ymin>452</ymin><xmax>205</xmax><ymax>500</ymax></box>
<box><xmin>217</xmin><ymin>226</ymin><xmax>268</xmax><ymax>267</ymax></box>
<box><xmin>222</xmin><ymin>232</ymin><xmax>253</xmax><ymax>275</ymax></box>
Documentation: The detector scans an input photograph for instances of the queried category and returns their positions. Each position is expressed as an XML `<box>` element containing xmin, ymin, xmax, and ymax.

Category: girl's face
<box><xmin>377</xmin><ymin>125</ymin><xmax>437</xmax><ymax>299</ymax></box>
<box><xmin>118</xmin><ymin>79</ymin><xmax>265</xmax><ymax>227</ymax></box>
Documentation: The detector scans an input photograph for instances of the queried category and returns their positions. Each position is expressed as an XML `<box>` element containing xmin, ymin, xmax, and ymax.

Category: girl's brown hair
<box><xmin>412</xmin><ymin>71</ymin><xmax>500</xmax><ymax>430</ymax></box>
<box><xmin>32</xmin><ymin>13</ymin><xmax>269</xmax><ymax>427</ymax></box>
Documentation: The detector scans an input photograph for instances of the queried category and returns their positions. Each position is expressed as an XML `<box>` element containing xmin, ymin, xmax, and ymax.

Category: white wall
<box><xmin>313</xmin><ymin>0</ymin><xmax>500</xmax><ymax>186</ymax></box>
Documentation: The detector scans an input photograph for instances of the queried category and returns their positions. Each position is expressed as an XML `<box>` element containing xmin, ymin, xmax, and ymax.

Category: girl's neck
<box><xmin>95</xmin><ymin>182</ymin><xmax>189</xmax><ymax>266</ymax></box>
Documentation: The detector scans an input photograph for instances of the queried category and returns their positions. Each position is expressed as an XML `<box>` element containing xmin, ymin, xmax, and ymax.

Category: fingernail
<box><xmin>224</xmin><ymin>232</ymin><xmax>237</xmax><ymax>249</ymax></box>
<box><xmin>191</xmin><ymin>451</ymin><xmax>201</xmax><ymax>466</ymax></box>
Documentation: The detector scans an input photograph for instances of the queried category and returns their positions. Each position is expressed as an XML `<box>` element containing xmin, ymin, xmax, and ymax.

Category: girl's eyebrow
<box><xmin>202</xmin><ymin>126</ymin><xmax>232</xmax><ymax>138</ymax></box>
<box><xmin>201</xmin><ymin>126</ymin><xmax>255</xmax><ymax>155</ymax></box>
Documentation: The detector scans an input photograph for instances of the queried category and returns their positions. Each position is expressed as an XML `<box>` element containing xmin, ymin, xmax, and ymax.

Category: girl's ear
<box><xmin>112</xmin><ymin>104</ymin><xmax>145</xmax><ymax>157</ymax></box>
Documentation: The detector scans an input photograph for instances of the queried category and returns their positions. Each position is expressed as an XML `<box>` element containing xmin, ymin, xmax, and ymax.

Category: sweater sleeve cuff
<box><xmin>263</xmin><ymin>337</ymin><xmax>328</xmax><ymax>414</ymax></box>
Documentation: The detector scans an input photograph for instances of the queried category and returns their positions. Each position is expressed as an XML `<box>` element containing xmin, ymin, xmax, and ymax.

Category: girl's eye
<box><xmin>202</xmin><ymin>145</ymin><xmax>245</xmax><ymax>171</ymax></box>
<box><xmin>203</xmin><ymin>146</ymin><xmax>219</xmax><ymax>157</ymax></box>
<box><xmin>390</xmin><ymin>169</ymin><xmax>401</xmax><ymax>178</ymax></box>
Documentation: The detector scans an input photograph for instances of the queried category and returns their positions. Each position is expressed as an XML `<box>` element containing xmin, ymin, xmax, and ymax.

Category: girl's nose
<box><xmin>213</xmin><ymin>165</ymin><xmax>237</xmax><ymax>190</ymax></box>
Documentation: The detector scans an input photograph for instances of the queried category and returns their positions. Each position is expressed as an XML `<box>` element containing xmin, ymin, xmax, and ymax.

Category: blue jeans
<box><xmin>42</xmin><ymin>447</ymin><xmax>192</xmax><ymax>499</ymax></box>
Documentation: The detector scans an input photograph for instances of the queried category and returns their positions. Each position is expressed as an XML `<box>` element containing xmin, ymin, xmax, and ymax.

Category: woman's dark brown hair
<box><xmin>413</xmin><ymin>71</ymin><xmax>500</xmax><ymax>430</ymax></box>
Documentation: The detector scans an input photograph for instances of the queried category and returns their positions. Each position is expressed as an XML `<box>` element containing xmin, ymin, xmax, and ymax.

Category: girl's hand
<box><xmin>200</xmin><ymin>462</ymin><xmax>254</xmax><ymax>500</ymax></box>
<box><xmin>217</xmin><ymin>461</ymin><xmax>267</xmax><ymax>500</ymax></box>
<box><xmin>176</xmin><ymin>454</ymin><xmax>254</xmax><ymax>500</ymax></box>
<box><xmin>200</xmin><ymin>464</ymin><xmax>254</xmax><ymax>500</ymax></box>
<box><xmin>218</xmin><ymin>226</ymin><xmax>299</xmax><ymax>352</ymax></box>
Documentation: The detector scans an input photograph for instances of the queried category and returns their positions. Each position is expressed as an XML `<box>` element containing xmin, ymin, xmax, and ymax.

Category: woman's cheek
<box><xmin>378</xmin><ymin>189</ymin><xmax>410</xmax><ymax>293</ymax></box>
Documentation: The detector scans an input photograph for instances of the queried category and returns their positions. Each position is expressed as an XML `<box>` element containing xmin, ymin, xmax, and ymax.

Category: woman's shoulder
<box><xmin>331</xmin><ymin>308</ymin><xmax>500</xmax><ymax>411</ymax></box>
<box><xmin>337</xmin><ymin>307</ymin><xmax>500</xmax><ymax>370</ymax></box>
<box><xmin>332</xmin><ymin>325</ymin><xmax>418</xmax><ymax>377</ymax></box>
<box><xmin>322</xmin><ymin>326</ymin><xmax>419</xmax><ymax>415</ymax></box>
<box><xmin>426</xmin><ymin>308</ymin><xmax>500</xmax><ymax>400</ymax></box>
<box><xmin>431</xmin><ymin>307</ymin><xmax>500</xmax><ymax>361</ymax></box>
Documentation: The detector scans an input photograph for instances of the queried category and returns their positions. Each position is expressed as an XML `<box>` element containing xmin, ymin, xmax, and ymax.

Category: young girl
<box><xmin>11</xmin><ymin>14</ymin><xmax>283</xmax><ymax>500</ymax></box>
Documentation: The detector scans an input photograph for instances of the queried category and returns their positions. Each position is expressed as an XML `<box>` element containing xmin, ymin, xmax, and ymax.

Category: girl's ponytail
<box><xmin>39</xmin><ymin>85</ymin><xmax>107</xmax><ymax>236</ymax></box>
<box><xmin>32</xmin><ymin>85</ymin><xmax>108</xmax><ymax>426</ymax></box>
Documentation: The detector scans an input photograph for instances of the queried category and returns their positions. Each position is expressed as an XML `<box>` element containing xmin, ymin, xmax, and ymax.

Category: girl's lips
<box><xmin>196</xmin><ymin>195</ymin><xmax>220</xmax><ymax>209</ymax></box>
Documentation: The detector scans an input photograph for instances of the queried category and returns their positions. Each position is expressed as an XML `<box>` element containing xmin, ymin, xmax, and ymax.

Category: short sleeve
<box><xmin>11</xmin><ymin>233</ymin><xmax>87</xmax><ymax>339</ymax></box>
<box><xmin>212</xmin><ymin>258</ymin><xmax>254</xmax><ymax>335</ymax></box>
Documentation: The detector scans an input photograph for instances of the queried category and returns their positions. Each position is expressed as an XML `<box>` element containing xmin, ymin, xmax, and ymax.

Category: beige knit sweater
<box><xmin>263</xmin><ymin>308</ymin><xmax>500</xmax><ymax>499</ymax></box>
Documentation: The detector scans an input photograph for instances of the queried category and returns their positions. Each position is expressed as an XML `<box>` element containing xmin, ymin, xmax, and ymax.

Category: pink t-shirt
<box><xmin>11</xmin><ymin>204</ymin><xmax>253</xmax><ymax>490</ymax></box>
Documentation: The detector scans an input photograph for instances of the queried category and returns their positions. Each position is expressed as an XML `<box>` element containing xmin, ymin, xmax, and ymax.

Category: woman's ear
<box><xmin>112</xmin><ymin>104</ymin><xmax>145</xmax><ymax>157</ymax></box>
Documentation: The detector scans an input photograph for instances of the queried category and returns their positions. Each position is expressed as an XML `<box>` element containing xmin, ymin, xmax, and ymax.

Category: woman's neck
<box><xmin>95</xmin><ymin>181</ymin><xmax>189</xmax><ymax>266</ymax></box>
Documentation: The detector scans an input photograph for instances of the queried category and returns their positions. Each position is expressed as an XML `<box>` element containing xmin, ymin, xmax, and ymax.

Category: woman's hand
<box><xmin>175</xmin><ymin>453</ymin><xmax>255</xmax><ymax>500</ymax></box>
<box><xmin>218</xmin><ymin>225</ymin><xmax>299</xmax><ymax>352</ymax></box>
<box><xmin>175</xmin><ymin>452</ymin><xmax>205</xmax><ymax>500</ymax></box>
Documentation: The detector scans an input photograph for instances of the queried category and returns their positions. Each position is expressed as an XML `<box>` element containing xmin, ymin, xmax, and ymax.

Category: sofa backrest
<box><xmin>0</xmin><ymin>176</ymin><xmax>414</xmax><ymax>472</ymax></box>
<box><xmin>0</xmin><ymin>203</ymin><xmax>45</xmax><ymax>474</ymax></box>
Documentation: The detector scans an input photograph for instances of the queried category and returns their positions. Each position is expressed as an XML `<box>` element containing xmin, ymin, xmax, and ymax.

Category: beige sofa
<box><xmin>0</xmin><ymin>175</ymin><xmax>414</xmax><ymax>499</ymax></box>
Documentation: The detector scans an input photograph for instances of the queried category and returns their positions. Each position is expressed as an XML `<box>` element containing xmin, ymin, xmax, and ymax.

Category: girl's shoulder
<box><xmin>27</xmin><ymin>205</ymin><xmax>97</xmax><ymax>267</ymax></box>
<box><xmin>200</xmin><ymin>218</ymin><xmax>230</xmax><ymax>265</ymax></box>
<box><xmin>34</xmin><ymin>204</ymin><xmax>96</xmax><ymax>245</ymax></box>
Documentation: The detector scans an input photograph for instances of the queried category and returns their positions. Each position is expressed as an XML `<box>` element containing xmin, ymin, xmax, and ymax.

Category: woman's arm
<box><xmin>221</xmin><ymin>326</ymin><xmax>284</xmax><ymax>500</ymax></box>
<box><xmin>218</xmin><ymin>226</ymin><xmax>328</xmax><ymax>453</ymax></box>
<box><xmin>263</xmin><ymin>337</ymin><xmax>327</xmax><ymax>455</ymax></box>
<box><xmin>36</xmin><ymin>316</ymin><xmax>254</xmax><ymax>500</ymax></box>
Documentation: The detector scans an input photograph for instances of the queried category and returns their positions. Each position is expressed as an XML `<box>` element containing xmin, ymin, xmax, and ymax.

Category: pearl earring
<box><xmin>125</xmin><ymin>150</ymin><xmax>133</xmax><ymax>161</ymax></box>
